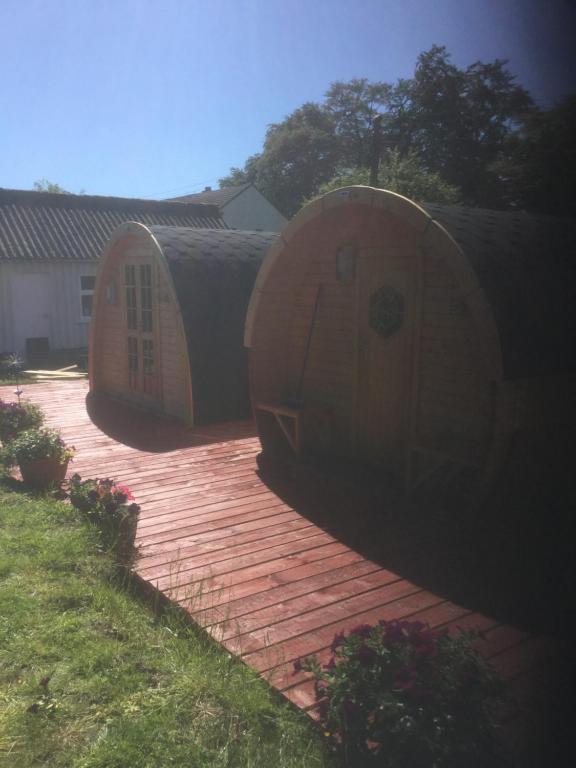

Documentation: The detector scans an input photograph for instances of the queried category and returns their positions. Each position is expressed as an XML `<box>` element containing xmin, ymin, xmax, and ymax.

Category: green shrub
<box><xmin>1</xmin><ymin>427</ymin><xmax>74</xmax><ymax>468</ymax></box>
<box><xmin>295</xmin><ymin>620</ymin><xmax>506</xmax><ymax>767</ymax></box>
<box><xmin>0</xmin><ymin>398</ymin><xmax>44</xmax><ymax>442</ymax></box>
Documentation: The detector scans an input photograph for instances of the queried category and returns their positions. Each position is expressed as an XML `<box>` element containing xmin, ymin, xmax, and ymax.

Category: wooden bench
<box><xmin>256</xmin><ymin>401</ymin><xmax>332</xmax><ymax>456</ymax></box>
<box><xmin>256</xmin><ymin>402</ymin><xmax>304</xmax><ymax>455</ymax></box>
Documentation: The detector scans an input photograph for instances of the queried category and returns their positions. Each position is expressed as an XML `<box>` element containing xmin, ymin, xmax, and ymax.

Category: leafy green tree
<box><xmin>324</xmin><ymin>78</ymin><xmax>391</xmax><ymax>168</ymax></box>
<box><xmin>33</xmin><ymin>179</ymin><xmax>71</xmax><ymax>194</ymax></box>
<box><xmin>307</xmin><ymin>149</ymin><xmax>461</xmax><ymax>206</ymax></box>
<box><xmin>220</xmin><ymin>46</ymin><xmax>558</xmax><ymax>214</ymax></box>
<box><xmin>218</xmin><ymin>154</ymin><xmax>260</xmax><ymax>188</ymax></box>
<box><xmin>383</xmin><ymin>46</ymin><xmax>534</xmax><ymax>207</ymax></box>
<box><xmin>496</xmin><ymin>95</ymin><xmax>576</xmax><ymax>216</ymax></box>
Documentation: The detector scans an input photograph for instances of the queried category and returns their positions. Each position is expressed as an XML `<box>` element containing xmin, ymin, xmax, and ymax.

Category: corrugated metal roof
<box><xmin>0</xmin><ymin>188</ymin><xmax>226</xmax><ymax>262</ymax></box>
<box><xmin>171</xmin><ymin>183</ymin><xmax>252</xmax><ymax>207</ymax></box>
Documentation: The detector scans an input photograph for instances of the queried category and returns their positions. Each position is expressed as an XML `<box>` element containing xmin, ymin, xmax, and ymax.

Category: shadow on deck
<box><xmin>256</xmin><ymin>437</ymin><xmax>576</xmax><ymax>640</ymax></box>
<box><xmin>86</xmin><ymin>393</ymin><xmax>257</xmax><ymax>452</ymax></box>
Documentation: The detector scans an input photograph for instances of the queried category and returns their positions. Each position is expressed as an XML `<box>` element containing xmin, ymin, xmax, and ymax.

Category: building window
<box><xmin>80</xmin><ymin>275</ymin><xmax>96</xmax><ymax>318</ymax></box>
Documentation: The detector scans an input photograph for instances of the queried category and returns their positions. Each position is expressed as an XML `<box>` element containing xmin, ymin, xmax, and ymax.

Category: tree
<box><xmin>497</xmin><ymin>95</ymin><xmax>576</xmax><ymax>216</ymax></box>
<box><xmin>307</xmin><ymin>149</ymin><xmax>461</xmax><ymax>206</ymax></box>
<box><xmin>33</xmin><ymin>179</ymin><xmax>72</xmax><ymax>194</ymax></box>
<box><xmin>218</xmin><ymin>154</ymin><xmax>260</xmax><ymax>188</ymax></box>
<box><xmin>383</xmin><ymin>46</ymin><xmax>534</xmax><ymax>207</ymax></box>
<box><xmin>220</xmin><ymin>46</ymin><xmax>548</xmax><ymax>214</ymax></box>
<box><xmin>324</xmin><ymin>78</ymin><xmax>391</xmax><ymax>168</ymax></box>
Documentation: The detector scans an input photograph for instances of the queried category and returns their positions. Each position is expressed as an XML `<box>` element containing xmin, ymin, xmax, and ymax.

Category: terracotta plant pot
<box><xmin>19</xmin><ymin>457</ymin><xmax>69</xmax><ymax>489</ymax></box>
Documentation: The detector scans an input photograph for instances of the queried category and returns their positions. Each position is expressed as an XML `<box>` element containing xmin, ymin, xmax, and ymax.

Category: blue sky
<box><xmin>1</xmin><ymin>0</ymin><xmax>574</xmax><ymax>199</ymax></box>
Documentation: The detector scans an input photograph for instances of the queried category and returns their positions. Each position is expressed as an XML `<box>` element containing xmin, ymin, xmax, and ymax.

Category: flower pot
<box><xmin>19</xmin><ymin>457</ymin><xmax>69</xmax><ymax>489</ymax></box>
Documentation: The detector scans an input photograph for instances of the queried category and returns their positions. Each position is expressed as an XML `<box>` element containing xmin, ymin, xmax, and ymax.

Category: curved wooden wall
<box><xmin>89</xmin><ymin>223</ymin><xmax>193</xmax><ymax>424</ymax></box>
<box><xmin>246</xmin><ymin>187</ymin><xmax>503</xmax><ymax>480</ymax></box>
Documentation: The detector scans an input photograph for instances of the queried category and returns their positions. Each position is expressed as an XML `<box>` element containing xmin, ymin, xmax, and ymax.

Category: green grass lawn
<box><xmin>0</xmin><ymin>482</ymin><xmax>335</xmax><ymax>768</ymax></box>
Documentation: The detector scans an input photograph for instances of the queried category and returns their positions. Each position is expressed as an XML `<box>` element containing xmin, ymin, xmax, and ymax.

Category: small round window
<box><xmin>369</xmin><ymin>285</ymin><xmax>404</xmax><ymax>338</ymax></box>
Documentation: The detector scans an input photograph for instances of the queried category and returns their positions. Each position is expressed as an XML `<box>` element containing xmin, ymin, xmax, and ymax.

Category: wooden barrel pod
<box><xmin>245</xmin><ymin>186</ymin><xmax>576</xmax><ymax>486</ymax></box>
<box><xmin>90</xmin><ymin>223</ymin><xmax>277</xmax><ymax>425</ymax></box>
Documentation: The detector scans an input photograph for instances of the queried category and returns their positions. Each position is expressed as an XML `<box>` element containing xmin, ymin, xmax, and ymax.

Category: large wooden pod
<box><xmin>90</xmin><ymin>223</ymin><xmax>277</xmax><ymax>425</ymax></box>
<box><xmin>245</xmin><ymin>186</ymin><xmax>576</xmax><ymax>484</ymax></box>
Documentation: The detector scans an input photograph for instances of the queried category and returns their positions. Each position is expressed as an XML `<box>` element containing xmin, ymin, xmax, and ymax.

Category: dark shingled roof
<box><xmin>422</xmin><ymin>203</ymin><xmax>576</xmax><ymax>379</ymax></box>
<box><xmin>171</xmin><ymin>183</ymin><xmax>252</xmax><ymax>207</ymax></box>
<box><xmin>149</xmin><ymin>226</ymin><xmax>278</xmax><ymax>423</ymax></box>
<box><xmin>148</xmin><ymin>225</ymin><xmax>276</xmax><ymax>263</ymax></box>
<box><xmin>0</xmin><ymin>187</ymin><xmax>225</xmax><ymax>262</ymax></box>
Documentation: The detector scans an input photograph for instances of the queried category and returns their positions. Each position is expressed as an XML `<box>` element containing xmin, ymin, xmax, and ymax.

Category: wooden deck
<box><xmin>1</xmin><ymin>381</ymin><xmax>550</xmax><ymax>714</ymax></box>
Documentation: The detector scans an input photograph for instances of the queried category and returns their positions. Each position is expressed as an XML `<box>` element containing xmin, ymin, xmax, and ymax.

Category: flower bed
<box><xmin>295</xmin><ymin>619</ymin><xmax>506</xmax><ymax>767</ymax></box>
<box><xmin>65</xmin><ymin>474</ymin><xmax>141</xmax><ymax>564</ymax></box>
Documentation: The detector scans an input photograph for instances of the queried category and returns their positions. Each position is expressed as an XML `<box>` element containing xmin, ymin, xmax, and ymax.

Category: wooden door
<box><xmin>354</xmin><ymin>249</ymin><xmax>415</xmax><ymax>475</ymax></box>
<box><xmin>124</xmin><ymin>262</ymin><xmax>161</xmax><ymax>405</ymax></box>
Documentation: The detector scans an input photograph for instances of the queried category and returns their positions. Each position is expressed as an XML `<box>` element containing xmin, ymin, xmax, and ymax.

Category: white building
<box><xmin>0</xmin><ymin>188</ymin><xmax>224</xmax><ymax>358</ymax></box>
<box><xmin>172</xmin><ymin>184</ymin><xmax>287</xmax><ymax>232</ymax></box>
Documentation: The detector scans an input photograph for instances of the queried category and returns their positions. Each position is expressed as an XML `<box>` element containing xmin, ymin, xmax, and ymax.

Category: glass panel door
<box><xmin>124</xmin><ymin>262</ymin><xmax>159</xmax><ymax>401</ymax></box>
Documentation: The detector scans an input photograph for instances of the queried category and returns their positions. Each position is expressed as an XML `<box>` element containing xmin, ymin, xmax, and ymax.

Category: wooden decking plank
<box><xmin>240</xmin><ymin>591</ymin><xmax>445</xmax><ymax>674</ymax></box>
<box><xmin>167</xmin><ymin>542</ymin><xmax>353</xmax><ymax>604</ymax></box>
<box><xmin>272</xmin><ymin>601</ymin><xmax>480</xmax><ymax>694</ymax></box>
<box><xmin>210</xmin><ymin>568</ymin><xmax>403</xmax><ymax>643</ymax></box>
<box><xmin>142</xmin><ymin>530</ymin><xmax>337</xmax><ymax>588</ymax></box>
<box><xmin>137</xmin><ymin>518</ymin><xmax>317</xmax><ymax>571</ymax></box>
<box><xmin>196</xmin><ymin>559</ymin><xmax>383</xmax><ymax>628</ymax></box>
<box><xmin>135</xmin><ymin>501</ymin><xmax>294</xmax><ymax>546</ymax></box>
<box><xmin>176</xmin><ymin>550</ymin><xmax>367</xmax><ymax>614</ymax></box>
<box><xmin>137</xmin><ymin>509</ymin><xmax>302</xmax><ymax>558</ymax></box>
<box><xmin>134</xmin><ymin>494</ymin><xmax>287</xmax><ymax>538</ymax></box>
<box><xmin>136</xmin><ymin>505</ymin><xmax>293</xmax><ymax>554</ymax></box>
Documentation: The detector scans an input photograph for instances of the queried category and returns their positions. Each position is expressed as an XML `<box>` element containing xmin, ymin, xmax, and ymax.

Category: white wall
<box><xmin>223</xmin><ymin>186</ymin><xmax>287</xmax><ymax>232</ymax></box>
<box><xmin>0</xmin><ymin>261</ymin><xmax>98</xmax><ymax>355</ymax></box>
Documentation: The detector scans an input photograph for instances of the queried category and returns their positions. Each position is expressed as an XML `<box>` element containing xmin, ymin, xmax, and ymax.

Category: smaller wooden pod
<box><xmin>245</xmin><ymin>187</ymin><xmax>576</xmax><ymax>484</ymax></box>
<box><xmin>90</xmin><ymin>223</ymin><xmax>277</xmax><ymax>425</ymax></box>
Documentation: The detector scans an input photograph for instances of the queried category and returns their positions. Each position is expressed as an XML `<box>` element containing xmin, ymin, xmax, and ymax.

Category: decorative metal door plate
<box><xmin>369</xmin><ymin>285</ymin><xmax>404</xmax><ymax>338</ymax></box>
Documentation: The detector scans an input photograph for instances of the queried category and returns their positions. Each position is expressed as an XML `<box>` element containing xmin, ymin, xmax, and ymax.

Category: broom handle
<box><xmin>295</xmin><ymin>284</ymin><xmax>322</xmax><ymax>401</ymax></box>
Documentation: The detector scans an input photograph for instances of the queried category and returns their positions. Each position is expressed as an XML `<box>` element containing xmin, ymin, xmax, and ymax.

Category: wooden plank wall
<box><xmin>414</xmin><ymin>248</ymin><xmax>494</xmax><ymax>464</ymax></box>
<box><xmin>93</xmin><ymin>248</ymin><xmax>127</xmax><ymax>398</ymax></box>
<box><xmin>156</xmin><ymin>261</ymin><xmax>190</xmax><ymax>422</ymax></box>
<box><xmin>93</xmin><ymin>238</ymin><xmax>190</xmax><ymax>422</ymax></box>
<box><xmin>250</xmin><ymin>206</ymin><xmax>497</xmax><ymax>466</ymax></box>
